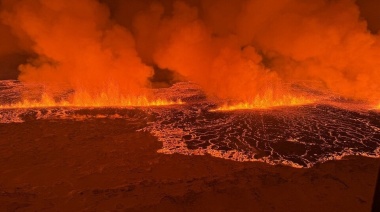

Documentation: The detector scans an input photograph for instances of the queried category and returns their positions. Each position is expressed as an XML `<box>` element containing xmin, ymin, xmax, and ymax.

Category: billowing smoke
<box><xmin>1</xmin><ymin>0</ymin><xmax>153</xmax><ymax>99</ymax></box>
<box><xmin>0</xmin><ymin>0</ymin><xmax>379</xmax><ymax>102</ymax></box>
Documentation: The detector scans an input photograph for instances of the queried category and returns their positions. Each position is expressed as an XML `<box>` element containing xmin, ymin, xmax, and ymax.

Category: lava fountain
<box><xmin>211</xmin><ymin>90</ymin><xmax>316</xmax><ymax>111</ymax></box>
<box><xmin>0</xmin><ymin>91</ymin><xmax>183</xmax><ymax>109</ymax></box>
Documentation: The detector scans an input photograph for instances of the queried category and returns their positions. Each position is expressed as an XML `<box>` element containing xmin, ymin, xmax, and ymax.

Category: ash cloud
<box><xmin>0</xmin><ymin>0</ymin><xmax>379</xmax><ymax>102</ymax></box>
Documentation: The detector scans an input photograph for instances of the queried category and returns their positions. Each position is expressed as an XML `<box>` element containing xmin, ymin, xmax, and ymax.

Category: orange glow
<box><xmin>0</xmin><ymin>92</ymin><xmax>183</xmax><ymax>109</ymax></box>
<box><xmin>1</xmin><ymin>0</ymin><xmax>380</xmax><ymax>110</ymax></box>
<box><xmin>212</xmin><ymin>92</ymin><xmax>315</xmax><ymax>111</ymax></box>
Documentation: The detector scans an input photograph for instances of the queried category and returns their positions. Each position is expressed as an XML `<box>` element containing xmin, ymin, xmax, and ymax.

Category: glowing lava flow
<box><xmin>212</xmin><ymin>94</ymin><xmax>315</xmax><ymax>111</ymax></box>
<box><xmin>0</xmin><ymin>92</ymin><xmax>183</xmax><ymax>109</ymax></box>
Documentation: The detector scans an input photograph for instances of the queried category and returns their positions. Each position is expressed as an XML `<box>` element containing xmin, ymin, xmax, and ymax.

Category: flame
<box><xmin>0</xmin><ymin>92</ymin><xmax>183</xmax><ymax>109</ymax></box>
<box><xmin>212</xmin><ymin>92</ymin><xmax>315</xmax><ymax>111</ymax></box>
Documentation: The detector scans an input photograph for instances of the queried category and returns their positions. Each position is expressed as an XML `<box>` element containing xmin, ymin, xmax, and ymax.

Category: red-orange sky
<box><xmin>0</xmin><ymin>0</ymin><xmax>379</xmax><ymax>102</ymax></box>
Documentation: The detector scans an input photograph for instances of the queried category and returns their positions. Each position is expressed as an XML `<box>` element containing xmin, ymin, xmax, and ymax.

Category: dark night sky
<box><xmin>356</xmin><ymin>0</ymin><xmax>380</xmax><ymax>33</ymax></box>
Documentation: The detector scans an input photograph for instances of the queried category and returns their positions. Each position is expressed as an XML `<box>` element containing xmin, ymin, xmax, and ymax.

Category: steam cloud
<box><xmin>0</xmin><ymin>0</ymin><xmax>379</xmax><ymax>102</ymax></box>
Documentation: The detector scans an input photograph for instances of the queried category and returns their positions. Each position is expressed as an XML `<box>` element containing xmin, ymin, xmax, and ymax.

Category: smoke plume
<box><xmin>0</xmin><ymin>0</ymin><xmax>379</xmax><ymax>102</ymax></box>
<box><xmin>1</xmin><ymin>0</ymin><xmax>153</xmax><ymax>99</ymax></box>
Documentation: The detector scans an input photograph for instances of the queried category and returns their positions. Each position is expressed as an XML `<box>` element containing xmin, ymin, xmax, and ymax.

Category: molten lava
<box><xmin>212</xmin><ymin>92</ymin><xmax>315</xmax><ymax>111</ymax></box>
<box><xmin>0</xmin><ymin>92</ymin><xmax>183</xmax><ymax>109</ymax></box>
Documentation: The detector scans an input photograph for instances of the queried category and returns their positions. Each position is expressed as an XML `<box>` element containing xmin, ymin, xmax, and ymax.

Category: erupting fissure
<box><xmin>212</xmin><ymin>89</ymin><xmax>316</xmax><ymax>111</ymax></box>
<box><xmin>0</xmin><ymin>0</ymin><xmax>380</xmax><ymax>112</ymax></box>
<box><xmin>0</xmin><ymin>93</ymin><xmax>183</xmax><ymax>109</ymax></box>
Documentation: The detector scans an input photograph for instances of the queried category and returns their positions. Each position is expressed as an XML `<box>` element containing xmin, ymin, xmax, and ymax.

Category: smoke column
<box><xmin>1</xmin><ymin>0</ymin><xmax>153</xmax><ymax>100</ymax></box>
<box><xmin>1</xmin><ymin>0</ymin><xmax>379</xmax><ymax>102</ymax></box>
